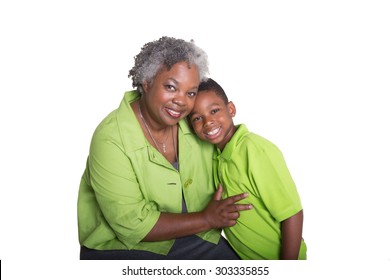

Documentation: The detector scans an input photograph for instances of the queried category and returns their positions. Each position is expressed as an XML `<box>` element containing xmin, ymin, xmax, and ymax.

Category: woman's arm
<box><xmin>143</xmin><ymin>185</ymin><xmax>252</xmax><ymax>241</ymax></box>
<box><xmin>87</xmin><ymin>126</ymin><xmax>251</xmax><ymax>245</ymax></box>
<box><xmin>280</xmin><ymin>210</ymin><xmax>303</xmax><ymax>259</ymax></box>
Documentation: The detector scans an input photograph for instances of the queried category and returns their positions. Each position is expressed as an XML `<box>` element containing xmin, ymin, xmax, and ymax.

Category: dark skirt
<box><xmin>80</xmin><ymin>235</ymin><xmax>239</xmax><ymax>260</ymax></box>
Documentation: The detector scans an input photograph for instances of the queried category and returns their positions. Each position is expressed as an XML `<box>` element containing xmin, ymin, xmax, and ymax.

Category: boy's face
<box><xmin>190</xmin><ymin>90</ymin><xmax>236</xmax><ymax>150</ymax></box>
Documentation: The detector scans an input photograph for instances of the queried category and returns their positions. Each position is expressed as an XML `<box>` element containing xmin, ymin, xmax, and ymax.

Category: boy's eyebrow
<box><xmin>190</xmin><ymin>102</ymin><xmax>221</xmax><ymax>117</ymax></box>
<box><xmin>188</xmin><ymin>111</ymin><xmax>196</xmax><ymax>118</ymax></box>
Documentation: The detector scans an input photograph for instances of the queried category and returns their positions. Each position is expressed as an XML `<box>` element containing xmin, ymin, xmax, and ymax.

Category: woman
<box><xmin>77</xmin><ymin>37</ymin><xmax>251</xmax><ymax>259</ymax></box>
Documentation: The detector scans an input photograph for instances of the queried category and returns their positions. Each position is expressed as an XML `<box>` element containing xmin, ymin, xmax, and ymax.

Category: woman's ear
<box><xmin>228</xmin><ymin>101</ymin><xmax>236</xmax><ymax>117</ymax></box>
<box><xmin>142</xmin><ymin>81</ymin><xmax>149</xmax><ymax>93</ymax></box>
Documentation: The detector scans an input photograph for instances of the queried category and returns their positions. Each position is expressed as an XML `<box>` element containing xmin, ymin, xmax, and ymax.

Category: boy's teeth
<box><xmin>207</xmin><ymin>128</ymin><xmax>220</xmax><ymax>136</ymax></box>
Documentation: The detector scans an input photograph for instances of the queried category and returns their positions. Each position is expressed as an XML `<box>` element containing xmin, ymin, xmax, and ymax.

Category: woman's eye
<box><xmin>187</xmin><ymin>92</ymin><xmax>197</xmax><ymax>97</ymax></box>
<box><xmin>165</xmin><ymin>85</ymin><xmax>176</xmax><ymax>91</ymax></box>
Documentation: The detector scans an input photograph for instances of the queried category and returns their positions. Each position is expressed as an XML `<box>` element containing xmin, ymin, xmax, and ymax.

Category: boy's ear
<box><xmin>227</xmin><ymin>101</ymin><xmax>236</xmax><ymax>117</ymax></box>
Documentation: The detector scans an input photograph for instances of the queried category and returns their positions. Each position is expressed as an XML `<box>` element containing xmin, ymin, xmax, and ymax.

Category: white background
<box><xmin>1</xmin><ymin>0</ymin><xmax>389</xmax><ymax>279</ymax></box>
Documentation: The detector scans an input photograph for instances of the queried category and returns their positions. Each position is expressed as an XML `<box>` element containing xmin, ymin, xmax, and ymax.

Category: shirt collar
<box><xmin>214</xmin><ymin>124</ymin><xmax>250</xmax><ymax>160</ymax></box>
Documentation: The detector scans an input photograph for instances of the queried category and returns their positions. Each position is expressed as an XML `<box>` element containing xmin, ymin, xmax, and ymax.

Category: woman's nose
<box><xmin>172</xmin><ymin>92</ymin><xmax>186</xmax><ymax>106</ymax></box>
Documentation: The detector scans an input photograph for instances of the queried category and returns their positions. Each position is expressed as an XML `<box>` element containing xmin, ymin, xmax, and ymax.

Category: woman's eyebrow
<box><xmin>166</xmin><ymin>77</ymin><xmax>199</xmax><ymax>91</ymax></box>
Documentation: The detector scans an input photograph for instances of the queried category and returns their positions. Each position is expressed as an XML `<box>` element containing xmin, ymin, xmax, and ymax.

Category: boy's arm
<box><xmin>280</xmin><ymin>210</ymin><xmax>303</xmax><ymax>259</ymax></box>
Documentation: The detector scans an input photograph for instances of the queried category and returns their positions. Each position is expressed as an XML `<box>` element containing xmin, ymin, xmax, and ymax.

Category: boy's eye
<box><xmin>211</xmin><ymin>108</ymin><xmax>220</xmax><ymax>114</ymax></box>
<box><xmin>191</xmin><ymin>116</ymin><xmax>201</xmax><ymax>123</ymax></box>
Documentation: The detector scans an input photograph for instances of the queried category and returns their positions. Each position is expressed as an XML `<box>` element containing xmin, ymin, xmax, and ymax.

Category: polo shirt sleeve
<box><xmin>88</xmin><ymin>126</ymin><xmax>160</xmax><ymax>249</ymax></box>
<box><xmin>247</xmin><ymin>137</ymin><xmax>302</xmax><ymax>222</ymax></box>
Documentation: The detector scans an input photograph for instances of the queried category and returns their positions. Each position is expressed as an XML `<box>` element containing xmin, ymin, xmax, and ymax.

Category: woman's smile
<box><xmin>165</xmin><ymin>107</ymin><xmax>183</xmax><ymax>119</ymax></box>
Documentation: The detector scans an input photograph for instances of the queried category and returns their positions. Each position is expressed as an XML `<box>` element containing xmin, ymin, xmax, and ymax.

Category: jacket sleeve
<box><xmin>87</xmin><ymin>127</ymin><xmax>160</xmax><ymax>249</ymax></box>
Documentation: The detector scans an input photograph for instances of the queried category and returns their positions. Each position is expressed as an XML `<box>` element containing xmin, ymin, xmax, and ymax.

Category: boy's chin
<box><xmin>206</xmin><ymin>139</ymin><xmax>220</xmax><ymax>146</ymax></box>
<box><xmin>199</xmin><ymin>136</ymin><xmax>215</xmax><ymax>144</ymax></box>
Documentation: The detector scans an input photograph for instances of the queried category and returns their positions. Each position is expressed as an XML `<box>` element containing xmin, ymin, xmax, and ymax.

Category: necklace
<box><xmin>138</xmin><ymin>101</ymin><xmax>171</xmax><ymax>154</ymax></box>
<box><xmin>154</xmin><ymin>129</ymin><xmax>170</xmax><ymax>153</ymax></box>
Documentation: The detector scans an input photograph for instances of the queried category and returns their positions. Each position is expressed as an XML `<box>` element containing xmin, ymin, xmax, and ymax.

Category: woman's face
<box><xmin>142</xmin><ymin>61</ymin><xmax>200</xmax><ymax>128</ymax></box>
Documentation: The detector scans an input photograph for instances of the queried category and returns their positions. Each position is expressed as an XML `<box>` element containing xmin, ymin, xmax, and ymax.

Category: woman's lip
<box><xmin>165</xmin><ymin>107</ymin><xmax>182</xmax><ymax>118</ymax></box>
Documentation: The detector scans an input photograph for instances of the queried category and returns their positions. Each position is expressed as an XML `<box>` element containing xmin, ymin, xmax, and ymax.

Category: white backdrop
<box><xmin>1</xmin><ymin>0</ymin><xmax>389</xmax><ymax>279</ymax></box>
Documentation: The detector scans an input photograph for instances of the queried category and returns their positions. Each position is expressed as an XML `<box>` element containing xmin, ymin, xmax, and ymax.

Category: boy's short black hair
<box><xmin>198</xmin><ymin>78</ymin><xmax>229</xmax><ymax>104</ymax></box>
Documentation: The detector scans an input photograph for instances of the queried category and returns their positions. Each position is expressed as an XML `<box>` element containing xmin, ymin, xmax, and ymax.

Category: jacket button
<box><xmin>184</xmin><ymin>179</ymin><xmax>193</xmax><ymax>188</ymax></box>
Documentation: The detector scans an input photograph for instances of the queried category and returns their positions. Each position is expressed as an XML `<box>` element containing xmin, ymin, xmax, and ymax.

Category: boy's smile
<box><xmin>206</xmin><ymin>127</ymin><xmax>222</xmax><ymax>138</ymax></box>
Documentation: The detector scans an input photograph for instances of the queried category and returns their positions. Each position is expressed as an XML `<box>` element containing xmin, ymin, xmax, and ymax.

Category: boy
<box><xmin>189</xmin><ymin>78</ymin><xmax>307</xmax><ymax>259</ymax></box>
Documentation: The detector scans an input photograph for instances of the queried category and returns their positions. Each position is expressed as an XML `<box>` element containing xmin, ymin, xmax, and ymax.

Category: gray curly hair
<box><xmin>128</xmin><ymin>36</ymin><xmax>209</xmax><ymax>94</ymax></box>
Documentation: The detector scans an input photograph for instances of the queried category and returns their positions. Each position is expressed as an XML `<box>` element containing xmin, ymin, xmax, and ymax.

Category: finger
<box><xmin>223</xmin><ymin>192</ymin><xmax>249</xmax><ymax>204</ymax></box>
<box><xmin>225</xmin><ymin>203</ymin><xmax>253</xmax><ymax>213</ymax></box>
<box><xmin>227</xmin><ymin>211</ymin><xmax>240</xmax><ymax>220</ymax></box>
<box><xmin>224</xmin><ymin>220</ymin><xmax>238</xmax><ymax>227</ymax></box>
<box><xmin>235</xmin><ymin>203</ymin><xmax>253</xmax><ymax>211</ymax></box>
<box><xmin>213</xmin><ymin>184</ymin><xmax>223</xmax><ymax>201</ymax></box>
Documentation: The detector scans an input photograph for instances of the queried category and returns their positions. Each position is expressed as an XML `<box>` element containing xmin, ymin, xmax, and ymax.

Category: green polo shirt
<box><xmin>77</xmin><ymin>91</ymin><xmax>220</xmax><ymax>255</ymax></box>
<box><xmin>213</xmin><ymin>124</ymin><xmax>307</xmax><ymax>259</ymax></box>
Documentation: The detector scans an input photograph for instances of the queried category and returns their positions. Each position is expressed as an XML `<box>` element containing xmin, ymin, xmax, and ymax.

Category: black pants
<box><xmin>80</xmin><ymin>235</ymin><xmax>240</xmax><ymax>260</ymax></box>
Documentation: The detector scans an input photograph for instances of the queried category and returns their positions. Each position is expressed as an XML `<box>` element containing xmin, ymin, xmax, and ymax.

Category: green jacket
<box><xmin>78</xmin><ymin>91</ymin><xmax>220</xmax><ymax>255</ymax></box>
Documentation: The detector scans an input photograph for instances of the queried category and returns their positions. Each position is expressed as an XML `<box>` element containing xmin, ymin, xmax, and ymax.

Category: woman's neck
<box><xmin>133</xmin><ymin>100</ymin><xmax>179</xmax><ymax>164</ymax></box>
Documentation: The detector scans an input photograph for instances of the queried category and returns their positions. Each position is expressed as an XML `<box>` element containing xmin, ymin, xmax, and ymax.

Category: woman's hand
<box><xmin>143</xmin><ymin>184</ymin><xmax>252</xmax><ymax>241</ymax></box>
<box><xmin>201</xmin><ymin>184</ymin><xmax>252</xmax><ymax>229</ymax></box>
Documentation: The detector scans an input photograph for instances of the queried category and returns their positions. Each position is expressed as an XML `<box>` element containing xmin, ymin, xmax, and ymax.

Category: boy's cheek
<box><xmin>192</xmin><ymin>125</ymin><xmax>202</xmax><ymax>137</ymax></box>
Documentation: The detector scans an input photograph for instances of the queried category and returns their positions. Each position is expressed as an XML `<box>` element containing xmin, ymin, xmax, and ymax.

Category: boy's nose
<box><xmin>204</xmin><ymin>117</ymin><xmax>214</xmax><ymax>127</ymax></box>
